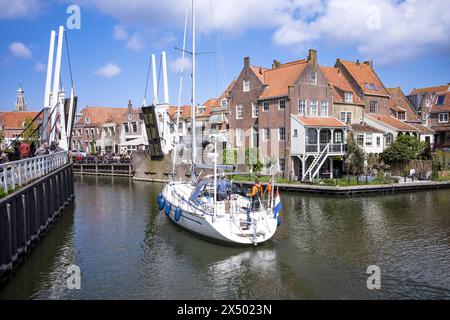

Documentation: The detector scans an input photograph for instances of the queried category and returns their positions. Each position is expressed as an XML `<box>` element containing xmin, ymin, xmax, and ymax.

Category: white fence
<box><xmin>0</xmin><ymin>151</ymin><xmax>68</xmax><ymax>195</ymax></box>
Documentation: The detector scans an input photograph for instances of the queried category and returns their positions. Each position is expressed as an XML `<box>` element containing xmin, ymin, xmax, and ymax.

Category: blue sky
<box><xmin>1</xmin><ymin>0</ymin><xmax>449</xmax><ymax>112</ymax></box>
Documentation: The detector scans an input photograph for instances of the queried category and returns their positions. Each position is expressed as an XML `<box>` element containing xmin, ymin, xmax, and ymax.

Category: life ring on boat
<box><xmin>174</xmin><ymin>208</ymin><xmax>182</xmax><ymax>221</ymax></box>
<box><xmin>165</xmin><ymin>203</ymin><xmax>172</xmax><ymax>216</ymax></box>
<box><xmin>277</xmin><ymin>216</ymin><xmax>282</xmax><ymax>227</ymax></box>
<box><xmin>158</xmin><ymin>197</ymin><xmax>166</xmax><ymax>211</ymax></box>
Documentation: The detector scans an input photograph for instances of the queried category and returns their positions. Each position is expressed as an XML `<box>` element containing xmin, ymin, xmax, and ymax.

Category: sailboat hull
<box><xmin>161</xmin><ymin>182</ymin><xmax>278</xmax><ymax>246</ymax></box>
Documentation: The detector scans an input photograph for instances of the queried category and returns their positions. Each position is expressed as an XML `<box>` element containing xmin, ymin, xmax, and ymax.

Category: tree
<box><xmin>22</xmin><ymin>117</ymin><xmax>38</xmax><ymax>142</ymax></box>
<box><xmin>345</xmin><ymin>131</ymin><xmax>366</xmax><ymax>178</ymax></box>
<box><xmin>381</xmin><ymin>134</ymin><xmax>426</xmax><ymax>168</ymax></box>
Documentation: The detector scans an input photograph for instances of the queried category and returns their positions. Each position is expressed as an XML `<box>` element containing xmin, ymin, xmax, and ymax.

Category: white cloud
<box><xmin>71</xmin><ymin>0</ymin><xmax>450</xmax><ymax>65</ymax></box>
<box><xmin>9</xmin><ymin>42</ymin><xmax>32</xmax><ymax>59</ymax></box>
<box><xmin>112</xmin><ymin>24</ymin><xmax>145</xmax><ymax>51</ymax></box>
<box><xmin>126</xmin><ymin>33</ymin><xmax>144</xmax><ymax>51</ymax></box>
<box><xmin>171</xmin><ymin>56</ymin><xmax>192</xmax><ymax>73</ymax></box>
<box><xmin>35</xmin><ymin>61</ymin><xmax>45</xmax><ymax>72</ymax></box>
<box><xmin>113</xmin><ymin>24</ymin><xmax>128</xmax><ymax>40</ymax></box>
<box><xmin>0</xmin><ymin>0</ymin><xmax>42</xmax><ymax>19</ymax></box>
<box><xmin>272</xmin><ymin>0</ymin><xmax>450</xmax><ymax>64</ymax></box>
<box><xmin>94</xmin><ymin>63</ymin><xmax>121</xmax><ymax>78</ymax></box>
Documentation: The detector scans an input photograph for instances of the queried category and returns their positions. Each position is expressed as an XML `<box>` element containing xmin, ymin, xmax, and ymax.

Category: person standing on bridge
<box><xmin>19</xmin><ymin>141</ymin><xmax>30</xmax><ymax>159</ymax></box>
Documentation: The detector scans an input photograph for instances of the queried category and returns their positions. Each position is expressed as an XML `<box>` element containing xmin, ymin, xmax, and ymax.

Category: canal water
<box><xmin>1</xmin><ymin>176</ymin><xmax>449</xmax><ymax>299</ymax></box>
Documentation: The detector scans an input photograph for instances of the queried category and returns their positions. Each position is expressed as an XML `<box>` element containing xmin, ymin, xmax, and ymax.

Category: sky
<box><xmin>0</xmin><ymin>0</ymin><xmax>449</xmax><ymax>112</ymax></box>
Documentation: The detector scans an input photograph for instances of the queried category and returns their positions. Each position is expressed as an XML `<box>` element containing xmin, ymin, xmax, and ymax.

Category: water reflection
<box><xmin>0</xmin><ymin>176</ymin><xmax>449</xmax><ymax>299</ymax></box>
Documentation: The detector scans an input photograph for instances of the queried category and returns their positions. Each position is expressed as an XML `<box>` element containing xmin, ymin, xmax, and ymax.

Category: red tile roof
<box><xmin>350</xmin><ymin>123</ymin><xmax>383</xmax><ymax>134</ymax></box>
<box><xmin>249</xmin><ymin>66</ymin><xmax>268</xmax><ymax>83</ymax></box>
<box><xmin>407</xmin><ymin>123</ymin><xmax>434</xmax><ymax>134</ymax></box>
<box><xmin>294</xmin><ymin>116</ymin><xmax>346</xmax><ymax>127</ymax></box>
<box><xmin>410</xmin><ymin>85</ymin><xmax>449</xmax><ymax>95</ymax></box>
<box><xmin>0</xmin><ymin>111</ymin><xmax>41</xmax><ymax>129</ymax></box>
<box><xmin>320</xmin><ymin>66</ymin><xmax>363</xmax><ymax>104</ymax></box>
<box><xmin>260</xmin><ymin>59</ymin><xmax>308</xmax><ymax>99</ymax></box>
<box><xmin>430</xmin><ymin>91</ymin><xmax>450</xmax><ymax>113</ymax></box>
<box><xmin>387</xmin><ymin>87</ymin><xmax>420</xmax><ymax>121</ymax></box>
<box><xmin>366</xmin><ymin>114</ymin><xmax>418</xmax><ymax>131</ymax></box>
<box><xmin>79</xmin><ymin>107</ymin><xmax>128</xmax><ymax>125</ymax></box>
<box><xmin>339</xmin><ymin>60</ymin><xmax>389</xmax><ymax>96</ymax></box>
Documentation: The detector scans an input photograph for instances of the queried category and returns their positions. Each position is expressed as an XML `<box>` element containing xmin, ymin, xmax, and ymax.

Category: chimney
<box><xmin>307</xmin><ymin>49</ymin><xmax>317</xmax><ymax>65</ymax></box>
<box><xmin>364</xmin><ymin>60</ymin><xmax>373</xmax><ymax>68</ymax></box>
<box><xmin>244</xmin><ymin>57</ymin><xmax>250</xmax><ymax>68</ymax></box>
<box><xmin>128</xmin><ymin>100</ymin><xmax>133</xmax><ymax>114</ymax></box>
<box><xmin>272</xmin><ymin>60</ymin><xmax>281</xmax><ymax>69</ymax></box>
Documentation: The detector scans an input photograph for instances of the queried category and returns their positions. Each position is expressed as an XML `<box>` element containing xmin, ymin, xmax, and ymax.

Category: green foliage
<box><xmin>245</xmin><ymin>148</ymin><xmax>263</xmax><ymax>172</ymax></box>
<box><xmin>381</xmin><ymin>135</ymin><xmax>427</xmax><ymax>167</ymax></box>
<box><xmin>223</xmin><ymin>148</ymin><xmax>237</xmax><ymax>165</ymax></box>
<box><xmin>22</xmin><ymin>117</ymin><xmax>38</xmax><ymax>142</ymax></box>
<box><xmin>345</xmin><ymin>131</ymin><xmax>366</xmax><ymax>175</ymax></box>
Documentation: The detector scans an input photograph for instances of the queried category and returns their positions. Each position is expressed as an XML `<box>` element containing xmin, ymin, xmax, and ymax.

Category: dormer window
<box><xmin>397</xmin><ymin>111</ymin><xmax>406</xmax><ymax>120</ymax></box>
<box><xmin>436</xmin><ymin>95</ymin><xmax>445</xmax><ymax>105</ymax></box>
<box><xmin>243</xmin><ymin>79</ymin><xmax>250</xmax><ymax>92</ymax></box>
<box><xmin>85</xmin><ymin>117</ymin><xmax>90</xmax><ymax>124</ymax></box>
<box><xmin>344</xmin><ymin>92</ymin><xmax>353</xmax><ymax>103</ymax></box>
<box><xmin>220</xmin><ymin>99</ymin><xmax>228</xmax><ymax>108</ymax></box>
<box><xmin>310</xmin><ymin>72</ymin><xmax>317</xmax><ymax>85</ymax></box>
<box><xmin>197</xmin><ymin>106</ymin><xmax>206</xmax><ymax>114</ymax></box>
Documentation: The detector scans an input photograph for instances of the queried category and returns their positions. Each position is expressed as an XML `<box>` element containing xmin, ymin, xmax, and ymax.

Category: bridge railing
<box><xmin>0</xmin><ymin>150</ymin><xmax>68</xmax><ymax>195</ymax></box>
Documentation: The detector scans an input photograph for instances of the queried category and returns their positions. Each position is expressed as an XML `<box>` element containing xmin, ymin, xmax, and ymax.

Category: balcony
<box><xmin>305</xmin><ymin>143</ymin><xmax>346</xmax><ymax>154</ymax></box>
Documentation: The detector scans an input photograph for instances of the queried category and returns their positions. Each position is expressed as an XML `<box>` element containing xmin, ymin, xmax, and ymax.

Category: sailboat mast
<box><xmin>191</xmin><ymin>0</ymin><xmax>197</xmax><ymax>184</ymax></box>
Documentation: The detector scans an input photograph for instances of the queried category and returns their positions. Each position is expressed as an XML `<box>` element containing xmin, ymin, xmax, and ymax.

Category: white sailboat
<box><xmin>157</xmin><ymin>0</ymin><xmax>280</xmax><ymax>246</ymax></box>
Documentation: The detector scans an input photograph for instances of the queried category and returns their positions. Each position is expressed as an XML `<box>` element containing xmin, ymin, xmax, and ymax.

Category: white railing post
<box><xmin>3</xmin><ymin>167</ymin><xmax>8</xmax><ymax>194</ymax></box>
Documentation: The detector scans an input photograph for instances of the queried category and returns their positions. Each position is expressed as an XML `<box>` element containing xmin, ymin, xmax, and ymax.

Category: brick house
<box><xmin>228</xmin><ymin>50</ymin><xmax>349</xmax><ymax>179</ymax></box>
<box><xmin>408</xmin><ymin>85</ymin><xmax>450</xmax><ymax>149</ymax></box>
<box><xmin>0</xmin><ymin>111</ymin><xmax>41</xmax><ymax>145</ymax></box>
<box><xmin>71</xmin><ymin>106</ymin><xmax>127</xmax><ymax>153</ymax></box>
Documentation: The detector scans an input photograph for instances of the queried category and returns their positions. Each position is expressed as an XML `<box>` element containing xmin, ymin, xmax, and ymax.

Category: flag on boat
<box><xmin>273</xmin><ymin>191</ymin><xmax>282</xmax><ymax>218</ymax></box>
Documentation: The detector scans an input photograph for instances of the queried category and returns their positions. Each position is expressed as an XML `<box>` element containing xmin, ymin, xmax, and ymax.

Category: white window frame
<box><xmin>278</xmin><ymin>99</ymin><xmax>286</xmax><ymax>110</ymax></box>
<box><xmin>279</xmin><ymin>127</ymin><xmax>286</xmax><ymax>141</ymax></box>
<box><xmin>243</xmin><ymin>79</ymin><xmax>250</xmax><ymax>92</ymax></box>
<box><xmin>262</xmin><ymin>101</ymin><xmax>270</xmax><ymax>112</ymax></box>
<box><xmin>376</xmin><ymin>136</ymin><xmax>381</xmax><ymax>146</ymax></box>
<box><xmin>252</xmin><ymin>102</ymin><xmax>259</xmax><ymax>118</ymax></box>
<box><xmin>263</xmin><ymin>128</ymin><xmax>270</xmax><ymax>142</ymax></box>
<box><xmin>236</xmin><ymin>105</ymin><xmax>243</xmax><ymax>119</ymax></box>
<box><xmin>320</xmin><ymin>101</ymin><xmax>328</xmax><ymax>116</ymax></box>
<box><xmin>365</xmin><ymin>133</ymin><xmax>373</xmax><ymax>146</ymax></box>
<box><xmin>386</xmin><ymin>133</ymin><xmax>394</xmax><ymax>145</ymax></box>
<box><xmin>251</xmin><ymin>126</ymin><xmax>259</xmax><ymax>148</ymax></box>
<box><xmin>357</xmin><ymin>133</ymin><xmax>364</xmax><ymax>146</ymax></box>
<box><xmin>279</xmin><ymin>158</ymin><xmax>285</xmax><ymax>172</ymax></box>
<box><xmin>310</xmin><ymin>72</ymin><xmax>317</xmax><ymax>85</ymax></box>
<box><xmin>236</xmin><ymin>128</ymin><xmax>244</xmax><ymax>146</ymax></box>
<box><xmin>310</xmin><ymin>100</ymin><xmax>318</xmax><ymax>116</ymax></box>
<box><xmin>438</xmin><ymin>113</ymin><xmax>449</xmax><ymax>123</ymax></box>
<box><xmin>293</xmin><ymin>129</ymin><xmax>298</xmax><ymax>138</ymax></box>
<box><xmin>299</xmin><ymin>99</ymin><xmax>307</xmax><ymax>116</ymax></box>
<box><xmin>340</xmin><ymin>111</ymin><xmax>352</xmax><ymax>123</ymax></box>
<box><xmin>220</xmin><ymin>99</ymin><xmax>228</xmax><ymax>108</ymax></box>
<box><xmin>344</xmin><ymin>92</ymin><xmax>353</xmax><ymax>103</ymax></box>
<box><xmin>397</xmin><ymin>111</ymin><xmax>406</xmax><ymax>120</ymax></box>
<box><xmin>370</xmin><ymin>101</ymin><xmax>378</xmax><ymax>113</ymax></box>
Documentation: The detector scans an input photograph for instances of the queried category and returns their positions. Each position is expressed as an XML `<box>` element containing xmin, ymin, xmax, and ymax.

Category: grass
<box><xmin>433</xmin><ymin>170</ymin><xmax>450</xmax><ymax>181</ymax></box>
<box><xmin>315</xmin><ymin>177</ymin><xmax>396</xmax><ymax>187</ymax></box>
<box><xmin>230</xmin><ymin>174</ymin><xmax>290</xmax><ymax>184</ymax></box>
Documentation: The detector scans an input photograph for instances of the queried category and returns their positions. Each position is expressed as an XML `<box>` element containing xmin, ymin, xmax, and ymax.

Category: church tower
<box><xmin>15</xmin><ymin>82</ymin><xmax>27</xmax><ymax>111</ymax></box>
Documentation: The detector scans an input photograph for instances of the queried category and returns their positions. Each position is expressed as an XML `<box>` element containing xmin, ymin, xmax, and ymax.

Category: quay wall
<box><xmin>73</xmin><ymin>163</ymin><xmax>134</xmax><ymax>177</ymax></box>
<box><xmin>0</xmin><ymin>163</ymin><xmax>74</xmax><ymax>282</ymax></box>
